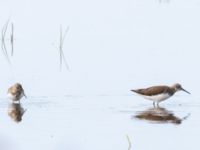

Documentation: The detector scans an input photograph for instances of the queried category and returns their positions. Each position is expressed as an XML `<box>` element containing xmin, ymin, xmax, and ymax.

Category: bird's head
<box><xmin>173</xmin><ymin>83</ymin><xmax>190</xmax><ymax>94</ymax></box>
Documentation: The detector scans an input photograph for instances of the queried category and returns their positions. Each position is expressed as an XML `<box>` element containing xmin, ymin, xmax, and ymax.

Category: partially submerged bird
<box><xmin>7</xmin><ymin>83</ymin><xmax>26</xmax><ymax>102</ymax></box>
<box><xmin>131</xmin><ymin>83</ymin><xmax>190</xmax><ymax>107</ymax></box>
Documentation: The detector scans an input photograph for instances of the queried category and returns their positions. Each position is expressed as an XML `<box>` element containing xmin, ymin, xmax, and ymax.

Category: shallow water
<box><xmin>1</xmin><ymin>0</ymin><xmax>200</xmax><ymax>149</ymax></box>
<box><xmin>0</xmin><ymin>94</ymin><xmax>199</xmax><ymax>150</ymax></box>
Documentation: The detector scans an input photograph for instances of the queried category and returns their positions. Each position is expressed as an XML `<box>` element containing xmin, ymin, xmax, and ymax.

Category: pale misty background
<box><xmin>0</xmin><ymin>0</ymin><xmax>199</xmax><ymax>150</ymax></box>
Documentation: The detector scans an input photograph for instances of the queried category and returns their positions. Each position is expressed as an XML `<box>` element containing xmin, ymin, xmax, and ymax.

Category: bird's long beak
<box><xmin>23</xmin><ymin>92</ymin><xmax>27</xmax><ymax>98</ymax></box>
<box><xmin>181</xmin><ymin>88</ymin><xmax>190</xmax><ymax>94</ymax></box>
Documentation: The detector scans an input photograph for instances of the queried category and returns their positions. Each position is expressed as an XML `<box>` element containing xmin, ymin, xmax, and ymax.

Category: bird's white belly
<box><xmin>8</xmin><ymin>93</ymin><xmax>15</xmax><ymax>99</ymax></box>
<box><xmin>142</xmin><ymin>93</ymin><xmax>171</xmax><ymax>102</ymax></box>
<box><xmin>7</xmin><ymin>93</ymin><xmax>23</xmax><ymax>101</ymax></box>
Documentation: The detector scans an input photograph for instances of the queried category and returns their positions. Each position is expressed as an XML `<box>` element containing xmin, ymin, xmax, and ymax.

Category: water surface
<box><xmin>0</xmin><ymin>0</ymin><xmax>200</xmax><ymax>149</ymax></box>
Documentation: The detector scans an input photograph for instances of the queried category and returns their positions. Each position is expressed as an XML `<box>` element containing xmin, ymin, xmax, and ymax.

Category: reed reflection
<box><xmin>8</xmin><ymin>102</ymin><xmax>26</xmax><ymax>123</ymax></box>
<box><xmin>134</xmin><ymin>107</ymin><xmax>189</xmax><ymax>125</ymax></box>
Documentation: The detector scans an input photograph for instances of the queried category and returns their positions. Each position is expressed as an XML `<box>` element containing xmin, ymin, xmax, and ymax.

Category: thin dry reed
<box><xmin>59</xmin><ymin>25</ymin><xmax>70</xmax><ymax>71</ymax></box>
<box><xmin>1</xmin><ymin>19</ymin><xmax>11</xmax><ymax>64</ymax></box>
<box><xmin>11</xmin><ymin>22</ymin><xmax>14</xmax><ymax>56</ymax></box>
<box><xmin>126</xmin><ymin>135</ymin><xmax>132</xmax><ymax>150</ymax></box>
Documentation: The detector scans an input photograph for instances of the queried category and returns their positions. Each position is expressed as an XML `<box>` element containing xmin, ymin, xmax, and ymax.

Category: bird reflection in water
<box><xmin>134</xmin><ymin>107</ymin><xmax>190</xmax><ymax>125</ymax></box>
<box><xmin>8</xmin><ymin>102</ymin><xmax>26</xmax><ymax>123</ymax></box>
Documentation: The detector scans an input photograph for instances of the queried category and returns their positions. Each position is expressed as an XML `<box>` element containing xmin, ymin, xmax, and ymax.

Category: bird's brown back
<box><xmin>131</xmin><ymin>85</ymin><xmax>175</xmax><ymax>96</ymax></box>
<box><xmin>8</xmin><ymin>84</ymin><xmax>23</xmax><ymax>96</ymax></box>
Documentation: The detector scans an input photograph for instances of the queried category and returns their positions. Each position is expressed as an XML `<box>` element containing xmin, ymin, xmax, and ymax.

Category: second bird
<box><xmin>8</xmin><ymin>83</ymin><xmax>26</xmax><ymax>103</ymax></box>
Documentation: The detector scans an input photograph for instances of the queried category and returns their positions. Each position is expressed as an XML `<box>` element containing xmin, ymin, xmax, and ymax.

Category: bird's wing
<box><xmin>131</xmin><ymin>86</ymin><xmax>170</xmax><ymax>96</ymax></box>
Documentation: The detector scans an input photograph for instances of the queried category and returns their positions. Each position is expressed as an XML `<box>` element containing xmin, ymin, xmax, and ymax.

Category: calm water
<box><xmin>0</xmin><ymin>94</ymin><xmax>199</xmax><ymax>150</ymax></box>
<box><xmin>0</xmin><ymin>0</ymin><xmax>200</xmax><ymax>149</ymax></box>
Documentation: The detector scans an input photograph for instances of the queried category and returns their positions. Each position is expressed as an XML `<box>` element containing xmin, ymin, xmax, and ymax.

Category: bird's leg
<box><xmin>153</xmin><ymin>102</ymin><xmax>156</xmax><ymax>108</ymax></box>
<box><xmin>156</xmin><ymin>102</ymin><xmax>160</xmax><ymax>108</ymax></box>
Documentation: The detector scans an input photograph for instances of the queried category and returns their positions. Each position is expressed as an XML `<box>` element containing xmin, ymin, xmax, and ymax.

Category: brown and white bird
<box><xmin>131</xmin><ymin>83</ymin><xmax>190</xmax><ymax>107</ymax></box>
<box><xmin>7</xmin><ymin>83</ymin><xmax>26</xmax><ymax>102</ymax></box>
